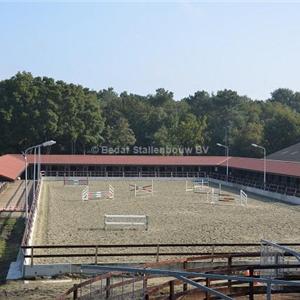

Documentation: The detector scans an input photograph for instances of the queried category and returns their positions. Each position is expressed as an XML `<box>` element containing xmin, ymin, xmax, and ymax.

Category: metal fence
<box><xmin>56</xmin><ymin>257</ymin><xmax>300</xmax><ymax>300</ymax></box>
<box><xmin>208</xmin><ymin>172</ymin><xmax>300</xmax><ymax>197</ymax></box>
<box><xmin>44</xmin><ymin>170</ymin><xmax>207</xmax><ymax>178</ymax></box>
<box><xmin>21</xmin><ymin>243</ymin><xmax>300</xmax><ymax>266</ymax></box>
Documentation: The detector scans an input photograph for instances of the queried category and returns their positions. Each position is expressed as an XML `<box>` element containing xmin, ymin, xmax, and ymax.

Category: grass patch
<box><xmin>0</xmin><ymin>216</ymin><xmax>25</xmax><ymax>282</ymax></box>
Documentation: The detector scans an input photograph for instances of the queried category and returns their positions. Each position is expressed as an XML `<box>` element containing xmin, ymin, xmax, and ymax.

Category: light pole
<box><xmin>22</xmin><ymin>140</ymin><xmax>56</xmax><ymax>221</ymax></box>
<box><xmin>24</xmin><ymin>155</ymin><xmax>28</xmax><ymax>220</ymax></box>
<box><xmin>251</xmin><ymin>143</ymin><xmax>266</xmax><ymax>187</ymax></box>
<box><xmin>216</xmin><ymin>143</ymin><xmax>229</xmax><ymax>178</ymax></box>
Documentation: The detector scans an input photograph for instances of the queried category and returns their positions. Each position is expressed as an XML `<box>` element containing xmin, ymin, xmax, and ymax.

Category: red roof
<box><xmin>223</xmin><ymin>157</ymin><xmax>300</xmax><ymax>178</ymax></box>
<box><xmin>0</xmin><ymin>154</ymin><xmax>25</xmax><ymax>181</ymax></box>
<box><xmin>27</xmin><ymin>154</ymin><xmax>227</xmax><ymax>166</ymax></box>
<box><xmin>1</xmin><ymin>154</ymin><xmax>300</xmax><ymax>180</ymax></box>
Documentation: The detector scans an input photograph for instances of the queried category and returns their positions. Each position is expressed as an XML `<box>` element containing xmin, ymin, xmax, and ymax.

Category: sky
<box><xmin>0</xmin><ymin>1</ymin><xmax>300</xmax><ymax>100</ymax></box>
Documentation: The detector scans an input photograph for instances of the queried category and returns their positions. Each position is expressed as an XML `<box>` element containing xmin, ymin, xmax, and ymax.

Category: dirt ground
<box><xmin>0</xmin><ymin>279</ymin><xmax>79</xmax><ymax>300</ymax></box>
<box><xmin>29</xmin><ymin>178</ymin><xmax>300</xmax><ymax>265</ymax></box>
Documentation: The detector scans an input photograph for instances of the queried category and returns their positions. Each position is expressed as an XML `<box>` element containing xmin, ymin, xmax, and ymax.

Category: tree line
<box><xmin>0</xmin><ymin>72</ymin><xmax>300</xmax><ymax>157</ymax></box>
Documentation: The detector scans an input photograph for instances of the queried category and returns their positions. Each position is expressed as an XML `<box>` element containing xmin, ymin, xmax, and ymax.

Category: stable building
<box><xmin>1</xmin><ymin>154</ymin><xmax>300</xmax><ymax>198</ymax></box>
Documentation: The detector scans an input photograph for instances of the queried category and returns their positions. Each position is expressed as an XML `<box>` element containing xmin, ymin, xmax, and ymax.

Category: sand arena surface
<box><xmin>31</xmin><ymin>179</ymin><xmax>300</xmax><ymax>263</ymax></box>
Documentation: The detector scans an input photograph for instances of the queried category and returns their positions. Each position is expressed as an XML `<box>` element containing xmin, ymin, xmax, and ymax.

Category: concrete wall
<box><xmin>24</xmin><ymin>178</ymin><xmax>45</xmax><ymax>266</ymax></box>
<box><xmin>23</xmin><ymin>260</ymin><xmax>256</xmax><ymax>278</ymax></box>
<box><xmin>209</xmin><ymin>178</ymin><xmax>300</xmax><ymax>205</ymax></box>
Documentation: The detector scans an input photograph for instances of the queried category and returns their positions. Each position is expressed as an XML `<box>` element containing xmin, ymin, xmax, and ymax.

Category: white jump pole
<box><xmin>152</xmin><ymin>179</ymin><xmax>154</xmax><ymax>195</ymax></box>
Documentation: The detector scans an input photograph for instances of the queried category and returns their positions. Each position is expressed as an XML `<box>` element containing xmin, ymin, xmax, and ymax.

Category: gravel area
<box><xmin>31</xmin><ymin>179</ymin><xmax>300</xmax><ymax>264</ymax></box>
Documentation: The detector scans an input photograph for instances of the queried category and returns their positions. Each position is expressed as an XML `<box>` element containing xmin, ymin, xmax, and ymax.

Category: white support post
<box><xmin>146</xmin><ymin>216</ymin><xmax>149</xmax><ymax>230</ymax></box>
<box><xmin>82</xmin><ymin>186</ymin><xmax>89</xmax><ymax>201</ymax></box>
<box><xmin>33</xmin><ymin>147</ymin><xmax>36</xmax><ymax>201</ymax></box>
<box><xmin>210</xmin><ymin>188</ymin><xmax>214</xmax><ymax>204</ymax></box>
<box><xmin>240</xmin><ymin>190</ymin><xmax>248</xmax><ymax>206</ymax></box>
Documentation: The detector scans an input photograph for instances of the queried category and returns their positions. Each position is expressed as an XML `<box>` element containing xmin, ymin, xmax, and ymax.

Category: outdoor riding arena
<box><xmin>30</xmin><ymin>178</ymin><xmax>300</xmax><ymax>264</ymax></box>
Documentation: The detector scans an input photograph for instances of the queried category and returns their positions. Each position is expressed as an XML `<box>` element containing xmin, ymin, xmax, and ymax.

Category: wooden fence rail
<box><xmin>21</xmin><ymin>243</ymin><xmax>300</xmax><ymax>266</ymax></box>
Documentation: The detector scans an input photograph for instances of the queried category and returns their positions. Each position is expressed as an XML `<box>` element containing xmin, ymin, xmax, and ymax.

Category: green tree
<box><xmin>0</xmin><ymin>72</ymin><xmax>105</xmax><ymax>154</ymax></box>
<box><xmin>262</xmin><ymin>103</ymin><xmax>300</xmax><ymax>153</ymax></box>
<box><xmin>270</xmin><ymin>88</ymin><xmax>300</xmax><ymax>113</ymax></box>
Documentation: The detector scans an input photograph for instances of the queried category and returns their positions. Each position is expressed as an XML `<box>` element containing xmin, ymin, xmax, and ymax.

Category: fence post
<box><xmin>156</xmin><ymin>244</ymin><xmax>160</xmax><ymax>262</ymax></box>
<box><xmin>143</xmin><ymin>274</ymin><xmax>148</xmax><ymax>300</ymax></box>
<box><xmin>95</xmin><ymin>246</ymin><xmax>98</xmax><ymax>264</ymax></box>
<box><xmin>73</xmin><ymin>284</ymin><xmax>78</xmax><ymax>300</ymax></box>
<box><xmin>183</xmin><ymin>261</ymin><xmax>188</xmax><ymax>291</ymax></box>
<box><xmin>106</xmin><ymin>277</ymin><xmax>110</xmax><ymax>299</ymax></box>
<box><xmin>31</xmin><ymin>246</ymin><xmax>34</xmax><ymax>267</ymax></box>
<box><xmin>206</xmin><ymin>278</ymin><xmax>211</xmax><ymax>300</ymax></box>
<box><xmin>249</xmin><ymin>267</ymin><xmax>254</xmax><ymax>300</ymax></box>
<box><xmin>266</xmin><ymin>280</ymin><xmax>272</xmax><ymax>300</ymax></box>
<box><xmin>169</xmin><ymin>280</ymin><xmax>175</xmax><ymax>300</ymax></box>
<box><xmin>228</xmin><ymin>256</ymin><xmax>232</xmax><ymax>292</ymax></box>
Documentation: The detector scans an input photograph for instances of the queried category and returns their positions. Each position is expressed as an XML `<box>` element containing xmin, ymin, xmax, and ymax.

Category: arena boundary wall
<box><xmin>209</xmin><ymin>178</ymin><xmax>300</xmax><ymax>205</ymax></box>
<box><xmin>21</xmin><ymin>178</ymin><xmax>45</xmax><ymax>274</ymax></box>
<box><xmin>6</xmin><ymin>177</ymin><xmax>45</xmax><ymax>280</ymax></box>
<box><xmin>42</xmin><ymin>176</ymin><xmax>300</xmax><ymax>203</ymax></box>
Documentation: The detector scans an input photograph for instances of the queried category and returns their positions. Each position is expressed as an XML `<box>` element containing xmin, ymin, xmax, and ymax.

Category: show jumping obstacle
<box><xmin>82</xmin><ymin>185</ymin><xmax>114</xmax><ymax>201</ymax></box>
<box><xmin>239</xmin><ymin>189</ymin><xmax>248</xmax><ymax>206</ymax></box>
<box><xmin>104</xmin><ymin>214</ymin><xmax>149</xmax><ymax>230</ymax></box>
<box><xmin>185</xmin><ymin>180</ymin><xmax>247</xmax><ymax>206</ymax></box>
<box><xmin>185</xmin><ymin>178</ymin><xmax>210</xmax><ymax>193</ymax></box>
<box><xmin>0</xmin><ymin>206</ymin><xmax>25</xmax><ymax>213</ymax></box>
<box><xmin>64</xmin><ymin>177</ymin><xmax>89</xmax><ymax>186</ymax></box>
<box><xmin>129</xmin><ymin>180</ymin><xmax>154</xmax><ymax>197</ymax></box>
<box><xmin>210</xmin><ymin>188</ymin><xmax>248</xmax><ymax>206</ymax></box>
